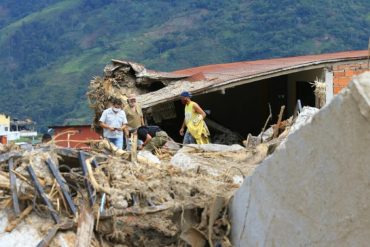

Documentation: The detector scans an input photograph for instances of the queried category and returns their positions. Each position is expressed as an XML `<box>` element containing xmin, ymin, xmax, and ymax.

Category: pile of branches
<box><xmin>87</xmin><ymin>60</ymin><xmax>182</xmax><ymax>130</ymax></box>
<box><xmin>0</xmin><ymin>142</ymin><xmax>237</xmax><ymax>246</ymax></box>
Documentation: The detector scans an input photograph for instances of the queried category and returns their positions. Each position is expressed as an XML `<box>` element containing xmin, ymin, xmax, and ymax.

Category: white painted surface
<box><xmin>325</xmin><ymin>68</ymin><xmax>334</xmax><ymax>104</ymax></box>
<box><xmin>230</xmin><ymin>72</ymin><xmax>370</xmax><ymax>247</ymax></box>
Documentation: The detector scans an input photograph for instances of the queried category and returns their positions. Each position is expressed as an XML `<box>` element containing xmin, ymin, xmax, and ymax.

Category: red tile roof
<box><xmin>172</xmin><ymin>50</ymin><xmax>368</xmax><ymax>80</ymax></box>
<box><xmin>138</xmin><ymin>50</ymin><xmax>369</xmax><ymax>108</ymax></box>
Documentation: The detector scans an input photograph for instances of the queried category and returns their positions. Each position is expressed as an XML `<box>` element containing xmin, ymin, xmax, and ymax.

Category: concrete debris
<box><xmin>138</xmin><ymin>150</ymin><xmax>161</xmax><ymax>164</ymax></box>
<box><xmin>6</xmin><ymin>63</ymin><xmax>366</xmax><ymax>246</ymax></box>
<box><xmin>1</xmin><ymin>79</ymin><xmax>317</xmax><ymax>246</ymax></box>
<box><xmin>0</xmin><ymin>142</ymin><xmax>239</xmax><ymax>246</ymax></box>
<box><xmin>230</xmin><ymin>72</ymin><xmax>370</xmax><ymax>246</ymax></box>
<box><xmin>0</xmin><ymin>112</ymin><xmax>301</xmax><ymax>246</ymax></box>
<box><xmin>289</xmin><ymin>106</ymin><xmax>319</xmax><ymax>134</ymax></box>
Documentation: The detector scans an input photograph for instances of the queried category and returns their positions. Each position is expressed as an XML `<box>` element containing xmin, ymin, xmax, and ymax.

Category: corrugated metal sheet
<box><xmin>136</xmin><ymin>50</ymin><xmax>368</xmax><ymax>108</ymax></box>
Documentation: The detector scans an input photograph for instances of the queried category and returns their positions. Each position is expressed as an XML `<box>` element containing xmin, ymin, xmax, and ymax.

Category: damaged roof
<box><xmin>137</xmin><ymin>50</ymin><xmax>368</xmax><ymax>108</ymax></box>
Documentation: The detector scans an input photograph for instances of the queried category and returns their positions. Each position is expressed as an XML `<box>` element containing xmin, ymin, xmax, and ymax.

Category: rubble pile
<box><xmin>87</xmin><ymin>60</ymin><xmax>186</xmax><ymax>129</ymax></box>
<box><xmin>0</xmin><ymin>142</ymin><xmax>240</xmax><ymax>246</ymax></box>
<box><xmin>0</xmin><ymin>115</ymin><xmax>303</xmax><ymax>247</ymax></box>
<box><xmin>1</xmin><ymin>80</ymin><xmax>319</xmax><ymax>247</ymax></box>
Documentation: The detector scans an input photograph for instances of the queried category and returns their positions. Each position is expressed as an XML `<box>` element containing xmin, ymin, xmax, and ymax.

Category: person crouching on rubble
<box><xmin>124</xmin><ymin>93</ymin><xmax>144</xmax><ymax>150</ymax></box>
<box><xmin>137</xmin><ymin>125</ymin><xmax>168</xmax><ymax>152</ymax></box>
<box><xmin>179</xmin><ymin>91</ymin><xmax>210</xmax><ymax>144</ymax></box>
<box><xmin>99</xmin><ymin>98</ymin><xmax>127</xmax><ymax>149</ymax></box>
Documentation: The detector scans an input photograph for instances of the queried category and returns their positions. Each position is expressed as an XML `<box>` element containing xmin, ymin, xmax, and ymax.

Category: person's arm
<box><xmin>124</xmin><ymin>126</ymin><xmax>129</xmax><ymax>137</ymax></box>
<box><xmin>179</xmin><ymin>119</ymin><xmax>186</xmax><ymax>136</ymax></box>
<box><xmin>143</xmin><ymin>134</ymin><xmax>152</xmax><ymax>146</ymax></box>
<box><xmin>138</xmin><ymin>106</ymin><xmax>145</xmax><ymax>126</ymax></box>
<box><xmin>193</xmin><ymin>103</ymin><xmax>206</xmax><ymax>119</ymax></box>
<box><xmin>141</xmin><ymin>117</ymin><xmax>145</xmax><ymax>126</ymax></box>
<box><xmin>139</xmin><ymin>134</ymin><xmax>152</xmax><ymax>150</ymax></box>
<box><xmin>100</xmin><ymin>121</ymin><xmax>114</xmax><ymax>131</ymax></box>
<box><xmin>120</xmin><ymin>111</ymin><xmax>128</xmax><ymax>132</ymax></box>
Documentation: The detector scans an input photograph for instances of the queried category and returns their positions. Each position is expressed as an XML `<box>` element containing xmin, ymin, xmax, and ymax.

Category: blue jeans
<box><xmin>183</xmin><ymin>130</ymin><xmax>196</xmax><ymax>144</ymax></box>
<box><xmin>108</xmin><ymin>137</ymin><xmax>123</xmax><ymax>149</ymax></box>
<box><xmin>125</xmin><ymin>136</ymin><xmax>143</xmax><ymax>151</ymax></box>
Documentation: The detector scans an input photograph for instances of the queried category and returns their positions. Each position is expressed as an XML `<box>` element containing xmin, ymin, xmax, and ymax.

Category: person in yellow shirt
<box><xmin>124</xmin><ymin>94</ymin><xmax>144</xmax><ymax>150</ymax></box>
<box><xmin>179</xmin><ymin>91</ymin><xmax>210</xmax><ymax>144</ymax></box>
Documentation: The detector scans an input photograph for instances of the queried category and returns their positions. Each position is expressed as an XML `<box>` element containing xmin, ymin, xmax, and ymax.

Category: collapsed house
<box><xmin>0</xmin><ymin>51</ymin><xmax>369</xmax><ymax>247</ymax></box>
<box><xmin>88</xmin><ymin>50</ymin><xmax>368</xmax><ymax>144</ymax></box>
<box><xmin>0</xmin><ymin>116</ymin><xmax>297</xmax><ymax>247</ymax></box>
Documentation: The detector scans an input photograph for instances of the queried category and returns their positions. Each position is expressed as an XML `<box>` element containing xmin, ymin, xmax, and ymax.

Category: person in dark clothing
<box><xmin>137</xmin><ymin>126</ymin><xmax>168</xmax><ymax>152</ymax></box>
<box><xmin>41</xmin><ymin>133</ymin><xmax>52</xmax><ymax>143</ymax></box>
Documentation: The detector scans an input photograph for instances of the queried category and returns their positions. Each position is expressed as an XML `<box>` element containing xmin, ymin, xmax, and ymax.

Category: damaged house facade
<box><xmin>88</xmin><ymin>50</ymin><xmax>369</xmax><ymax>143</ymax></box>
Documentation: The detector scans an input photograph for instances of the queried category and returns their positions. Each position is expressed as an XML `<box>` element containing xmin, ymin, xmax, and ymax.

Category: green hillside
<box><xmin>0</xmin><ymin>0</ymin><xmax>369</xmax><ymax>130</ymax></box>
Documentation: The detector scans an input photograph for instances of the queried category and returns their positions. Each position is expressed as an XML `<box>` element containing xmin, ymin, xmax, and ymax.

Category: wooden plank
<box><xmin>36</xmin><ymin>220</ymin><xmax>74</xmax><ymax>247</ymax></box>
<box><xmin>5</xmin><ymin>205</ymin><xmax>33</xmax><ymax>232</ymax></box>
<box><xmin>27</xmin><ymin>165</ymin><xmax>60</xmax><ymax>224</ymax></box>
<box><xmin>78</xmin><ymin>151</ymin><xmax>95</xmax><ymax>207</ymax></box>
<box><xmin>205</xmin><ymin>118</ymin><xmax>239</xmax><ymax>136</ymax></box>
<box><xmin>273</xmin><ymin>105</ymin><xmax>285</xmax><ymax>138</ymax></box>
<box><xmin>45</xmin><ymin>158</ymin><xmax>77</xmax><ymax>215</ymax></box>
<box><xmin>8</xmin><ymin>158</ymin><xmax>20</xmax><ymax>217</ymax></box>
<box><xmin>130</xmin><ymin>133</ymin><xmax>138</xmax><ymax>162</ymax></box>
<box><xmin>55</xmin><ymin>148</ymin><xmax>106</xmax><ymax>162</ymax></box>
<box><xmin>74</xmin><ymin>206</ymin><xmax>94</xmax><ymax>247</ymax></box>
<box><xmin>0</xmin><ymin>151</ymin><xmax>22</xmax><ymax>163</ymax></box>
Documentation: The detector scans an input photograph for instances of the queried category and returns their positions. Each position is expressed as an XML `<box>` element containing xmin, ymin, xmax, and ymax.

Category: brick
<box><xmin>333</xmin><ymin>64</ymin><xmax>348</xmax><ymax>70</ymax></box>
<box><xmin>333</xmin><ymin>71</ymin><xmax>345</xmax><ymax>77</ymax></box>
<box><xmin>333</xmin><ymin>77</ymin><xmax>350</xmax><ymax>86</ymax></box>
<box><xmin>333</xmin><ymin>86</ymin><xmax>343</xmax><ymax>94</ymax></box>
<box><xmin>344</xmin><ymin>70</ymin><xmax>355</xmax><ymax>77</ymax></box>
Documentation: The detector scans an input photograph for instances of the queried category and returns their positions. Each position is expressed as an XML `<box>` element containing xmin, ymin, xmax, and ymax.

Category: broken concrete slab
<box><xmin>171</xmin><ymin>144</ymin><xmax>254</xmax><ymax>184</ymax></box>
<box><xmin>0</xmin><ymin>211</ymin><xmax>76</xmax><ymax>247</ymax></box>
<box><xmin>230</xmin><ymin>72</ymin><xmax>370</xmax><ymax>247</ymax></box>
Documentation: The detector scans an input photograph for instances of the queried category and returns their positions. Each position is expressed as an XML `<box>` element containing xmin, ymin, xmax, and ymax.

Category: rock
<box><xmin>138</xmin><ymin>150</ymin><xmax>161</xmax><ymax>164</ymax></box>
<box><xmin>230</xmin><ymin>72</ymin><xmax>370</xmax><ymax>247</ymax></box>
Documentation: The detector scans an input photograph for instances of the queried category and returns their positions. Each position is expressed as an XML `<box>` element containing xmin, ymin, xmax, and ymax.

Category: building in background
<box><xmin>49</xmin><ymin>125</ymin><xmax>100</xmax><ymax>149</ymax></box>
<box><xmin>0</xmin><ymin>114</ymin><xmax>37</xmax><ymax>144</ymax></box>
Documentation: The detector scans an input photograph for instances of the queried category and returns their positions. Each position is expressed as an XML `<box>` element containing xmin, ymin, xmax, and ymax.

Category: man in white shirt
<box><xmin>99</xmin><ymin>98</ymin><xmax>127</xmax><ymax>149</ymax></box>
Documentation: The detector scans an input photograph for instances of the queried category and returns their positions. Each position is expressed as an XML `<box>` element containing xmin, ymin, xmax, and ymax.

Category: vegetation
<box><xmin>0</xmin><ymin>0</ymin><xmax>369</xmax><ymax>130</ymax></box>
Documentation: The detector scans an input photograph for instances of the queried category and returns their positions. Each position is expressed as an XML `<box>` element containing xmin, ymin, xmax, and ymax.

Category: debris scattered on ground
<box><xmin>0</xmin><ymin>143</ymin><xmax>238</xmax><ymax>246</ymax></box>
<box><xmin>0</xmin><ymin>115</ymin><xmax>300</xmax><ymax>246</ymax></box>
<box><xmin>1</xmin><ymin>86</ymin><xmax>320</xmax><ymax>246</ymax></box>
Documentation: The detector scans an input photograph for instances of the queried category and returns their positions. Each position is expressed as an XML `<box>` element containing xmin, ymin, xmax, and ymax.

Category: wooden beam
<box><xmin>8</xmin><ymin>158</ymin><xmax>20</xmax><ymax>217</ymax></box>
<box><xmin>36</xmin><ymin>220</ymin><xmax>74</xmax><ymax>247</ymax></box>
<box><xmin>205</xmin><ymin>118</ymin><xmax>241</xmax><ymax>137</ymax></box>
<box><xmin>27</xmin><ymin>165</ymin><xmax>60</xmax><ymax>224</ymax></box>
<box><xmin>0</xmin><ymin>151</ymin><xmax>22</xmax><ymax>163</ymax></box>
<box><xmin>45</xmin><ymin>158</ymin><xmax>77</xmax><ymax>215</ymax></box>
<box><xmin>74</xmin><ymin>206</ymin><xmax>94</xmax><ymax>247</ymax></box>
<box><xmin>5</xmin><ymin>205</ymin><xmax>33</xmax><ymax>232</ymax></box>
<box><xmin>130</xmin><ymin>133</ymin><xmax>138</xmax><ymax>162</ymax></box>
<box><xmin>78</xmin><ymin>151</ymin><xmax>95</xmax><ymax>207</ymax></box>
<box><xmin>273</xmin><ymin>105</ymin><xmax>286</xmax><ymax>138</ymax></box>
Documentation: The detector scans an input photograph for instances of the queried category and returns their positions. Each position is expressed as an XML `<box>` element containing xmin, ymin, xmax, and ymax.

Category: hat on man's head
<box><xmin>180</xmin><ymin>91</ymin><xmax>192</xmax><ymax>98</ymax></box>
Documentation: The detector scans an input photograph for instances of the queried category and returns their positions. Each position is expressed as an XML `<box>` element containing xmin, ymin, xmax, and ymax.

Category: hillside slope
<box><xmin>0</xmin><ymin>0</ymin><xmax>369</xmax><ymax>129</ymax></box>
